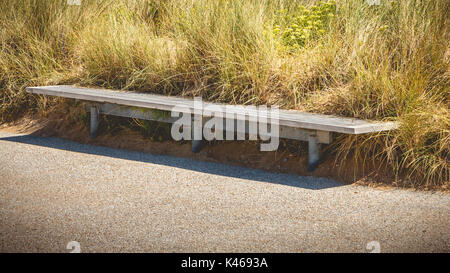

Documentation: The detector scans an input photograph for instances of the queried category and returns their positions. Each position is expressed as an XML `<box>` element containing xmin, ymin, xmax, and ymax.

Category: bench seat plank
<box><xmin>26</xmin><ymin>85</ymin><xmax>398</xmax><ymax>134</ymax></box>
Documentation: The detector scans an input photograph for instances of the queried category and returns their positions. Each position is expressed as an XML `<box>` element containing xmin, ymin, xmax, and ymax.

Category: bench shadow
<box><xmin>1</xmin><ymin>134</ymin><xmax>344</xmax><ymax>190</ymax></box>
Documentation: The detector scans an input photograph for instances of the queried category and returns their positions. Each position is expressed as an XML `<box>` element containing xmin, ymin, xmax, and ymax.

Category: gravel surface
<box><xmin>0</xmin><ymin>130</ymin><xmax>448</xmax><ymax>253</ymax></box>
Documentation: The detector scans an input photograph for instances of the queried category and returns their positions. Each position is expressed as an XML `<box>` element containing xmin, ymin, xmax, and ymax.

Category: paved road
<box><xmin>0</xmin><ymin>130</ymin><xmax>448</xmax><ymax>253</ymax></box>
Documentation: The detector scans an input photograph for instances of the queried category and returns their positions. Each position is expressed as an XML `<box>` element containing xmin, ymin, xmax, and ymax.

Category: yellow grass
<box><xmin>0</xmin><ymin>0</ymin><xmax>448</xmax><ymax>188</ymax></box>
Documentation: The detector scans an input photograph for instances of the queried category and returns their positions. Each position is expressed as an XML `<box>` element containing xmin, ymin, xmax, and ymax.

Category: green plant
<box><xmin>271</xmin><ymin>0</ymin><xmax>336</xmax><ymax>51</ymax></box>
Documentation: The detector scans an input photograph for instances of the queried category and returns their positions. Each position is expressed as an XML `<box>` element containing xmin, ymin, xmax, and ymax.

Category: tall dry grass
<box><xmin>0</xmin><ymin>0</ymin><xmax>448</xmax><ymax>188</ymax></box>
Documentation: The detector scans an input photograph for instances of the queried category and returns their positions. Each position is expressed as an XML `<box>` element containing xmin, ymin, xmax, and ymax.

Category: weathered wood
<box><xmin>85</xmin><ymin>103</ymin><xmax>332</xmax><ymax>144</ymax></box>
<box><xmin>27</xmin><ymin>85</ymin><xmax>398</xmax><ymax>135</ymax></box>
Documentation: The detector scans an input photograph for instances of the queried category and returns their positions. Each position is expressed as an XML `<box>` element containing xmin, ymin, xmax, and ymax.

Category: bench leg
<box><xmin>90</xmin><ymin>105</ymin><xmax>99</xmax><ymax>139</ymax></box>
<box><xmin>191</xmin><ymin>140</ymin><xmax>203</xmax><ymax>153</ymax></box>
<box><xmin>191</xmin><ymin>112</ymin><xmax>204</xmax><ymax>153</ymax></box>
<box><xmin>308</xmin><ymin>134</ymin><xmax>320</xmax><ymax>172</ymax></box>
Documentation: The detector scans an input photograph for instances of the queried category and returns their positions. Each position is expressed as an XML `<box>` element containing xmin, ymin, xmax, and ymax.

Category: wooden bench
<box><xmin>26</xmin><ymin>85</ymin><xmax>398</xmax><ymax>171</ymax></box>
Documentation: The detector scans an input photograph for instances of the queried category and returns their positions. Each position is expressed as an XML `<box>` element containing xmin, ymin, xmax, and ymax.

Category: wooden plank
<box><xmin>90</xmin><ymin>103</ymin><xmax>332</xmax><ymax>144</ymax></box>
<box><xmin>27</xmin><ymin>85</ymin><xmax>398</xmax><ymax>134</ymax></box>
<box><xmin>93</xmin><ymin>103</ymin><xmax>179</xmax><ymax>123</ymax></box>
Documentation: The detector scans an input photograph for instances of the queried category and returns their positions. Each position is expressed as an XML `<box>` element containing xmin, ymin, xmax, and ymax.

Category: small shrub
<box><xmin>271</xmin><ymin>0</ymin><xmax>336</xmax><ymax>51</ymax></box>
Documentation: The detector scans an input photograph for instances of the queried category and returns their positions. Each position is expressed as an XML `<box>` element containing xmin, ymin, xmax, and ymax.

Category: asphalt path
<box><xmin>0</xmin><ymin>130</ymin><xmax>448</xmax><ymax>252</ymax></box>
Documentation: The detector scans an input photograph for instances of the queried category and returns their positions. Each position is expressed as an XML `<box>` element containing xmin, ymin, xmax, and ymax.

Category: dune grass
<box><xmin>0</xmin><ymin>0</ymin><xmax>448</xmax><ymax>188</ymax></box>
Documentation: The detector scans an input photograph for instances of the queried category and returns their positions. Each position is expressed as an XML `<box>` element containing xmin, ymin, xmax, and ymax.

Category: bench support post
<box><xmin>308</xmin><ymin>133</ymin><xmax>320</xmax><ymax>172</ymax></box>
<box><xmin>191</xmin><ymin>110</ymin><xmax>204</xmax><ymax>153</ymax></box>
<box><xmin>191</xmin><ymin>140</ymin><xmax>203</xmax><ymax>153</ymax></box>
<box><xmin>90</xmin><ymin>105</ymin><xmax>99</xmax><ymax>139</ymax></box>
